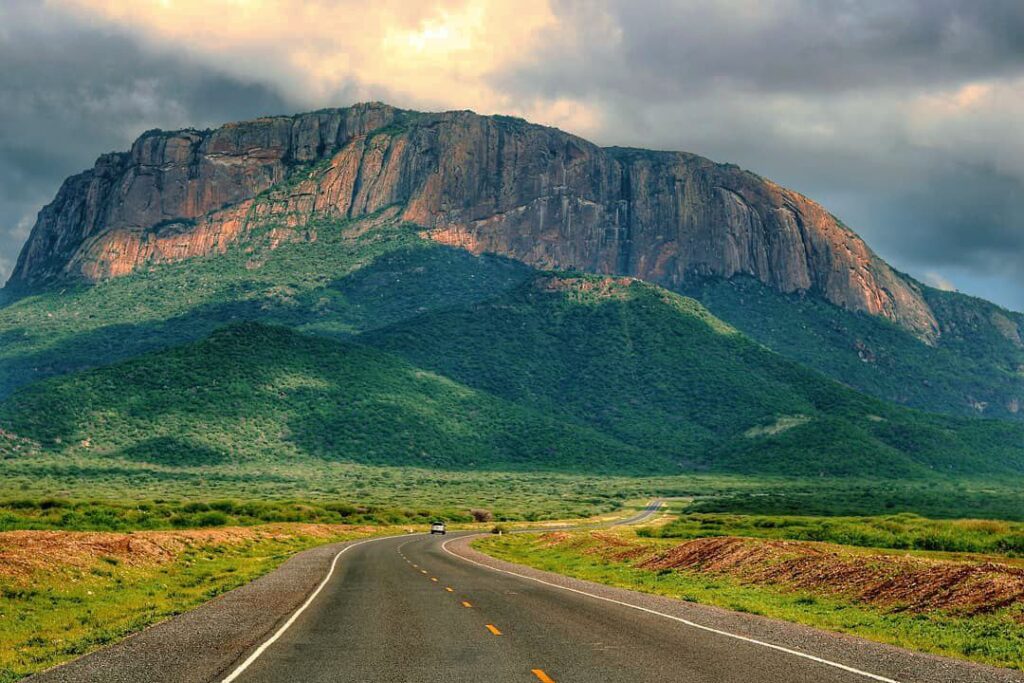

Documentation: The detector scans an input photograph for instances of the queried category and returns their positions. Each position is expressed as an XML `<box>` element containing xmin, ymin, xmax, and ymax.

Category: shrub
<box><xmin>470</xmin><ymin>508</ymin><xmax>494</xmax><ymax>523</ymax></box>
<box><xmin>195</xmin><ymin>511</ymin><xmax>229</xmax><ymax>527</ymax></box>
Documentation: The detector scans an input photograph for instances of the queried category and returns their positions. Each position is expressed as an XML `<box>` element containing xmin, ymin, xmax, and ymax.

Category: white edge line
<box><xmin>441</xmin><ymin>536</ymin><xmax>901</xmax><ymax>683</ymax></box>
<box><xmin>220</xmin><ymin>534</ymin><xmax>406</xmax><ymax>682</ymax></box>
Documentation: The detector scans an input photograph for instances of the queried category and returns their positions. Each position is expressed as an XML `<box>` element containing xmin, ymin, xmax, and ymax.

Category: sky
<box><xmin>1</xmin><ymin>0</ymin><xmax>1022</xmax><ymax>311</ymax></box>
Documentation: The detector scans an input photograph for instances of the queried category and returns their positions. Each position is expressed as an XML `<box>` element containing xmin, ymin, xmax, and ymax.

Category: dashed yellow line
<box><xmin>431</xmin><ymin>577</ymin><xmax>438</xmax><ymax>582</ymax></box>
<box><xmin>421</xmin><ymin>569</ymin><xmax>428</xmax><ymax>574</ymax></box>
<box><xmin>445</xmin><ymin>587</ymin><xmax>454</xmax><ymax>592</ymax></box>
<box><xmin>485</xmin><ymin>624</ymin><xmax>502</xmax><ymax>636</ymax></box>
<box><xmin>461</xmin><ymin>601</ymin><xmax>472</xmax><ymax>608</ymax></box>
<box><xmin>531</xmin><ymin>670</ymin><xmax>556</xmax><ymax>683</ymax></box>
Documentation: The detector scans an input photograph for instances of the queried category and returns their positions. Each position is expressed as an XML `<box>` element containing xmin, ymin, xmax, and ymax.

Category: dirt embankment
<box><xmin>547</xmin><ymin>532</ymin><xmax>1024</xmax><ymax>617</ymax></box>
<box><xmin>0</xmin><ymin>524</ymin><xmax>378</xmax><ymax>581</ymax></box>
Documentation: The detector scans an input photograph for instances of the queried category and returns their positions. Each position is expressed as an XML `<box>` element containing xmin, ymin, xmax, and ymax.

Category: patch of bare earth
<box><xmin>542</xmin><ymin>532</ymin><xmax>1024</xmax><ymax>618</ymax></box>
<box><xmin>0</xmin><ymin>524</ymin><xmax>377</xmax><ymax>582</ymax></box>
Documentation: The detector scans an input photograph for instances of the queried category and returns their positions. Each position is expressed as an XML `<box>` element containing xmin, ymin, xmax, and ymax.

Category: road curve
<box><xmin>27</xmin><ymin>503</ymin><xmax>1023</xmax><ymax>683</ymax></box>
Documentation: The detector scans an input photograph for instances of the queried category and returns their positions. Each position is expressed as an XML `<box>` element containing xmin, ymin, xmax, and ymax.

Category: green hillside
<box><xmin>365</xmin><ymin>275</ymin><xmax>1024</xmax><ymax>478</ymax></box>
<box><xmin>0</xmin><ymin>213</ymin><xmax>530</xmax><ymax>399</ymax></box>
<box><xmin>0</xmin><ymin>322</ymin><xmax>654</xmax><ymax>474</ymax></box>
<box><xmin>685</xmin><ymin>277</ymin><xmax>1024</xmax><ymax>421</ymax></box>
<box><xmin>4</xmin><ymin>269</ymin><xmax>1022</xmax><ymax>482</ymax></box>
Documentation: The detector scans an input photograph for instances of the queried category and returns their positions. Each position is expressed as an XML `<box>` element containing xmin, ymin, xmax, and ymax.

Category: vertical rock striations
<box><xmin>7</xmin><ymin>103</ymin><xmax>939</xmax><ymax>340</ymax></box>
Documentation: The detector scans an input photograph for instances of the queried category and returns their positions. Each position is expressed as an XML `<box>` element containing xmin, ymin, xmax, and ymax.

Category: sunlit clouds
<box><xmin>52</xmin><ymin>0</ymin><xmax>601</xmax><ymax>134</ymax></box>
<box><xmin>3</xmin><ymin>0</ymin><xmax>1024</xmax><ymax>308</ymax></box>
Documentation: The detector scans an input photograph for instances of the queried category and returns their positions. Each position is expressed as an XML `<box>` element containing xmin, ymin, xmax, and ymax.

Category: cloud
<box><xmin>52</xmin><ymin>0</ymin><xmax>601</xmax><ymax>133</ymax></box>
<box><xmin>923</xmin><ymin>272</ymin><xmax>957</xmax><ymax>292</ymax></box>
<box><xmin>2</xmin><ymin>0</ymin><xmax>1023</xmax><ymax>311</ymax></box>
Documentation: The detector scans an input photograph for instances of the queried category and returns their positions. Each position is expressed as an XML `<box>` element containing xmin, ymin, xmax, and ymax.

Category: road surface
<box><xmin>29</xmin><ymin>503</ymin><xmax>1022</xmax><ymax>683</ymax></box>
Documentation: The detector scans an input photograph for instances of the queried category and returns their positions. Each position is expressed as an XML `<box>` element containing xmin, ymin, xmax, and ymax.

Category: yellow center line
<box><xmin>531</xmin><ymin>670</ymin><xmax>556</xmax><ymax>683</ymax></box>
<box><xmin>485</xmin><ymin>624</ymin><xmax>502</xmax><ymax>636</ymax></box>
<box><xmin>431</xmin><ymin>577</ymin><xmax>438</xmax><ymax>582</ymax></box>
<box><xmin>445</xmin><ymin>587</ymin><xmax>454</xmax><ymax>592</ymax></box>
<box><xmin>461</xmin><ymin>601</ymin><xmax>472</xmax><ymax>608</ymax></box>
<box><xmin>421</xmin><ymin>570</ymin><xmax>428</xmax><ymax>574</ymax></box>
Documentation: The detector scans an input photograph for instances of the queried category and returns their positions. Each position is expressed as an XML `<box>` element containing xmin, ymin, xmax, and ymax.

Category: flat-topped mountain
<box><xmin>7</xmin><ymin>102</ymin><xmax>936</xmax><ymax>338</ymax></box>
<box><xmin>5</xmin><ymin>103</ymin><xmax>1021</xmax><ymax>418</ymax></box>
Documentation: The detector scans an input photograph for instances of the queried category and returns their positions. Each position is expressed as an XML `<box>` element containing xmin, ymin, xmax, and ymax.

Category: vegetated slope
<box><xmin>2</xmin><ymin>271</ymin><xmax>1022</xmax><ymax>479</ymax></box>
<box><xmin>0</xmin><ymin>322</ymin><xmax>655</xmax><ymax>474</ymax></box>
<box><xmin>686</xmin><ymin>277</ymin><xmax>1024</xmax><ymax>421</ymax></box>
<box><xmin>364</xmin><ymin>274</ymin><xmax>1024</xmax><ymax>478</ymax></box>
<box><xmin>5</xmin><ymin>102</ymin><xmax>1022</xmax><ymax>421</ymax></box>
<box><xmin>0</xmin><ymin>212</ymin><xmax>531</xmax><ymax>399</ymax></box>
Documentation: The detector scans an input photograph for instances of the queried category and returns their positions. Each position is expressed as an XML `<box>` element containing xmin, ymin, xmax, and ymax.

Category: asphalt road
<box><xmin>29</xmin><ymin>502</ymin><xmax>1023</xmax><ymax>683</ymax></box>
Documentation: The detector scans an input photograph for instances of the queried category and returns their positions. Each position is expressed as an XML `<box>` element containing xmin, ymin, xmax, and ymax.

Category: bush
<box><xmin>195</xmin><ymin>511</ymin><xmax>229</xmax><ymax>527</ymax></box>
<box><xmin>470</xmin><ymin>508</ymin><xmax>494</xmax><ymax>523</ymax></box>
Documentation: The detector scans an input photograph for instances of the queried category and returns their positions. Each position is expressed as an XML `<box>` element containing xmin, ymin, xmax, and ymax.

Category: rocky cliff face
<box><xmin>7</xmin><ymin>102</ymin><xmax>939</xmax><ymax>340</ymax></box>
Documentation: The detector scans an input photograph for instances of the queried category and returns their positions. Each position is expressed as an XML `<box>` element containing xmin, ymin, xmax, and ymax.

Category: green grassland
<box><xmin>476</xmin><ymin>529</ymin><xmax>1024</xmax><ymax>670</ymax></box>
<box><xmin>640</xmin><ymin>511</ymin><xmax>1024</xmax><ymax>556</ymax></box>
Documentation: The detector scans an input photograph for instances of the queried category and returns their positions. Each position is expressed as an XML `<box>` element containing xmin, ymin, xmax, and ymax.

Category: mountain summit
<box><xmin>8</xmin><ymin>102</ymin><xmax>937</xmax><ymax>339</ymax></box>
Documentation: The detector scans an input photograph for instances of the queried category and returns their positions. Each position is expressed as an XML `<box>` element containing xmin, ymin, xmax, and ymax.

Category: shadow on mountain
<box><xmin>0</xmin><ymin>244</ymin><xmax>533</xmax><ymax>400</ymax></box>
<box><xmin>118</xmin><ymin>437</ymin><xmax>231</xmax><ymax>468</ymax></box>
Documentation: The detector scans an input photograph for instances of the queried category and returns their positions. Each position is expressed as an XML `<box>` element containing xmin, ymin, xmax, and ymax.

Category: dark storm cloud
<box><xmin>493</xmin><ymin>0</ymin><xmax>1024</xmax><ymax>310</ymax></box>
<box><xmin>0</xmin><ymin>1</ymin><xmax>290</xmax><ymax>283</ymax></box>
<box><xmin>870</xmin><ymin>161</ymin><xmax>1024</xmax><ymax>273</ymax></box>
<box><xmin>511</xmin><ymin>0</ymin><xmax>1024</xmax><ymax>98</ymax></box>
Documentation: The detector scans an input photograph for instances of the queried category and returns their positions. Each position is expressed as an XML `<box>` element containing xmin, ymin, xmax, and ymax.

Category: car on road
<box><xmin>430</xmin><ymin>521</ymin><xmax>446</xmax><ymax>535</ymax></box>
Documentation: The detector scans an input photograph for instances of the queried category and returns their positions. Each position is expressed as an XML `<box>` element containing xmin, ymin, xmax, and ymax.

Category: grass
<box><xmin>0</xmin><ymin>525</ymin><xmax>383</xmax><ymax>682</ymax></box>
<box><xmin>640</xmin><ymin>512</ymin><xmax>1024</xmax><ymax>556</ymax></box>
<box><xmin>0</xmin><ymin>497</ymin><xmax>497</xmax><ymax>532</ymax></box>
<box><xmin>475</xmin><ymin>531</ymin><xmax>1024</xmax><ymax>670</ymax></box>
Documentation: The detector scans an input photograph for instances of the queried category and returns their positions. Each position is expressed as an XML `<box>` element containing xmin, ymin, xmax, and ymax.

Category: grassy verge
<box><xmin>2</xmin><ymin>467</ymin><xmax>1023</xmax><ymax>529</ymax></box>
<box><xmin>641</xmin><ymin>512</ymin><xmax>1024</xmax><ymax>557</ymax></box>
<box><xmin>474</xmin><ymin>531</ymin><xmax>1024</xmax><ymax>671</ymax></box>
<box><xmin>0</xmin><ymin>524</ymin><xmax>384</xmax><ymax>682</ymax></box>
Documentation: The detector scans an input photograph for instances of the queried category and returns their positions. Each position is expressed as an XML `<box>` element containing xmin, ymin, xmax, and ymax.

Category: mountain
<box><xmin>3</xmin><ymin>103</ymin><xmax>1021</xmax><ymax>419</ymax></box>
<box><xmin>4</xmin><ymin>265</ymin><xmax>1023</xmax><ymax>479</ymax></box>
<box><xmin>7</xmin><ymin>103</ymin><xmax>933</xmax><ymax>340</ymax></box>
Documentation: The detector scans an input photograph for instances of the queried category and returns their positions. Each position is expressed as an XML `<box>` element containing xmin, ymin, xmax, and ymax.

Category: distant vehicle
<box><xmin>430</xmin><ymin>521</ymin><xmax>447</xmax><ymax>535</ymax></box>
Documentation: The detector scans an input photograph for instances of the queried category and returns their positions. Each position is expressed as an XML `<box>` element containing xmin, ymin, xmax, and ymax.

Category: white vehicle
<box><xmin>430</xmin><ymin>521</ymin><xmax>446</xmax><ymax>535</ymax></box>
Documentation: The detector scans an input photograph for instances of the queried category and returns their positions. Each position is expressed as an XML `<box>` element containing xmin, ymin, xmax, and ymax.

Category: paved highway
<box><xmin>29</xmin><ymin>503</ymin><xmax>1022</xmax><ymax>683</ymax></box>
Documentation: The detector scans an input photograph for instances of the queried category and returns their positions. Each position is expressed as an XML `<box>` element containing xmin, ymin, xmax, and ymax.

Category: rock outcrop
<box><xmin>7</xmin><ymin>102</ymin><xmax>939</xmax><ymax>339</ymax></box>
